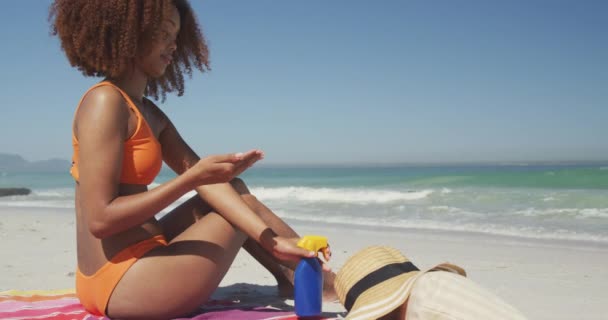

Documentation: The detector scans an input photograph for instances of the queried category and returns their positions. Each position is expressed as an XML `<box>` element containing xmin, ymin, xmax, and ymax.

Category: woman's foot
<box><xmin>278</xmin><ymin>279</ymin><xmax>295</xmax><ymax>298</ymax></box>
<box><xmin>277</xmin><ymin>266</ymin><xmax>295</xmax><ymax>298</ymax></box>
<box><xmin>322</xmin><ymin>270</ymin><xmax>338</xmax><ymax>302</ymax></box>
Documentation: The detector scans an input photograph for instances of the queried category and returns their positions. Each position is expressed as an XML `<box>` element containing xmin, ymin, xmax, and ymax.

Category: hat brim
<box><xmin>345</xmin><ymin>271</ymin><xmax>425</xmax><ymax>320</ymax></box>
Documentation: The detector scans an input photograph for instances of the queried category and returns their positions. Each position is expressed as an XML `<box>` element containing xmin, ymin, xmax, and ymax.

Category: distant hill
<box><xmin>0</xmin><ymin>153</ymin><xmax>71</xmax><ymax>173</ymax></box>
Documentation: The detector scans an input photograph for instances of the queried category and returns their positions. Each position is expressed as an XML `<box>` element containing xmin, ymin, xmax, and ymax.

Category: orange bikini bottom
<box><xmin>75</xmin><ymin>235</ymin><xmax>168</xmax><ymax>316</ymax></box>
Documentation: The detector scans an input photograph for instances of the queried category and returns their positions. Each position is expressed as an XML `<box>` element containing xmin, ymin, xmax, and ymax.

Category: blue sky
<box><xmin>0</xmin><ymin>0</ymin><xmax>606</xmax><ymax>164</ymax></box>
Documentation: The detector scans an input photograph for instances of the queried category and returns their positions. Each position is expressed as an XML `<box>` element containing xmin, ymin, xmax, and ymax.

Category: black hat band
<box><xmin>344</xmin><ymin>261</ymin><xmax>419</xmax><ymax>311</ymax></box>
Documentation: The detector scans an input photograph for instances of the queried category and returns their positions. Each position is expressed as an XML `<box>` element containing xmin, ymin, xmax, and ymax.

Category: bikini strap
<box><xmin>72</xmin><ymin>81</ymin><xmax>144</xmax><ymax>140</ymax></box>
<box><xmin>74</xmin><ymin>81</ymin><xmax>142</xmax><ymax>116</ymax></box>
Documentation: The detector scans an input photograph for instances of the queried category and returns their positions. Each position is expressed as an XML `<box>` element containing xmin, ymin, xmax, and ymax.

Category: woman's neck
<box><xmin>108</xmin><ymin>68</ymin><xmax>148</xmax><ymax>103</ymax></box>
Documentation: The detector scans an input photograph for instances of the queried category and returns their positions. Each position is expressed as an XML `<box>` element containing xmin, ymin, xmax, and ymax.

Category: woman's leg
<box><xmin>156</xmin><ymin>183</ymin><xmax>295</xmax><ymax>295</ymax></box>
<box><xmin>158</xmin><ymin>178</ymin><xmax>337</xmax><ymax>299</ymax></box>
<box><xmin>233</xmin><ymin>179</ymin><xmax>337</xmax><ymax>300</ymax></box>
<box><xmin>107</xmin><ymin>211</ymin><xmax>247</xmax><ymax>320</ymax></box>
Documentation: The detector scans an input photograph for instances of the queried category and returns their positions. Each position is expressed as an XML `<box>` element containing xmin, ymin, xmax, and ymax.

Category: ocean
<box><xmin>2</xmin><ymin>164</ymin><xmax>608</xmax><ymax>244</ymax></box>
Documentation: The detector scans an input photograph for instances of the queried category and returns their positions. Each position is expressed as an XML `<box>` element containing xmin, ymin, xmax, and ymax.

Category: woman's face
<box><xmin>138</xmin><ymin>5</ymin><xmax>181</xmax><ymax>78</ymax></box>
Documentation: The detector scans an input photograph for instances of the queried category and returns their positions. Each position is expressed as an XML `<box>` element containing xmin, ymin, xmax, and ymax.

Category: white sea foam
<box><xmin>251</xmin><ymin>187</ymin><xmax>433</xmax><ymax>204</ymax></box>
<box><xmin>149</xmin><ymin>182</ymin><xmax>162</xmax><ymax>189</ymax></box>
<box><xmin>0</xmin><ymin>188</ymin><xmax>75</xmax><ymax>208</ymax></box>
<box><xmin>429</xmin><ymin>205</ymin><xmax>461</xmax><ymax>213</ymax></box>
<box><xmin>31</xmin><ymin>188</ymin><xmax>74</xmax><ymax>198</ymax></box>
<box><xmin>278</xmin><ymin>211</ymin><xmax>608</xmax><ymax>243</ymax></box>
<box><xmin>515</xmin><ymin>207</ymin><xmax>608</xmax><ymax>218</ymax></box>
<box><xmin>579</xmin><ymin>208</ymin><xmax>608</xmax><ymax>218</ymax></box>
<box><xmin>0</xmin><ymin>200</ymin><xmax>74</xmax><ymax>209</ymax></box>
<box><xmin>2</xmin><ymin>183</ymin><xmax>606</xmax><ymax>243</ymax></box>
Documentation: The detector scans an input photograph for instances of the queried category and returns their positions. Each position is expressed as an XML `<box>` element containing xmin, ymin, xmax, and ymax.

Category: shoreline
<box><xmin>284</xmin><ymin>217</ymin><xmax>608</xmax><ymax>250</ymax></box>
<box><xmin>1</xmin><ymin>206</ymin><xmax>607</xmax><ymax>319</ymax></box>
<box><xmin>5</xmin><ymin>204</ymin><xmax>606</xmax><ymax>249</ymax></box>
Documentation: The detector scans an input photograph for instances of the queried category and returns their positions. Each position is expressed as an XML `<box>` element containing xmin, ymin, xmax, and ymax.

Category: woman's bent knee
<box><xmin>230</xmin><ymin>177</ymin><xmax>251</xmax><ymax>195</ymax></box>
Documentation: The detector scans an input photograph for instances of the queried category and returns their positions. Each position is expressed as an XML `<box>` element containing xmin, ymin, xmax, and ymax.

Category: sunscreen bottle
<box><xmin>294</xmin><ymin>235</ymin><xmax>328</xmax><ymax>317</ymax></box>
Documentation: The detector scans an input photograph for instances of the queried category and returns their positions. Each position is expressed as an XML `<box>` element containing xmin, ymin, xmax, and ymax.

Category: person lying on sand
<box><xmin>334</xmin><ymin>246</ymin><xmax>527</xmax><ymax>319</ymax></box>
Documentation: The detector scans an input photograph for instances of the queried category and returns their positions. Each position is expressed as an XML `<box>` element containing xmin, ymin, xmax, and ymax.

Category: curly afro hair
<box><xmin>49</xmin><ymin>0</ymin><xmax>210</xmax><ymax>101</ymax></box>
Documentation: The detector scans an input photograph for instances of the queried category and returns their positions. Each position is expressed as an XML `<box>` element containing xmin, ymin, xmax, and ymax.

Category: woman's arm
<box><xmin>156</xmin><ymin>109</ymin><xmax>270</xmax><ymax>241</ymax></box>
<box><xmin>156</xmin><ymin>105</ymin><xmax>315</xmax><ymax>261</ymax></box>
<box><xmin>77</xmin><ymin>88</ymin><xmax>246</xmax><ymax>239</ymax></box>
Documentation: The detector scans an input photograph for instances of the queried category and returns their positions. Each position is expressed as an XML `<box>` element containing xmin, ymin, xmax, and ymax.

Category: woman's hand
<box><xmin>186</xmin><ymin>149</ymin><xmax>263</xmax><ymax>187</ymax></box>
<box><xmin>267</xmin><ymin>236</ymin><xmax>332</xmax><ymax>271</ymax></box>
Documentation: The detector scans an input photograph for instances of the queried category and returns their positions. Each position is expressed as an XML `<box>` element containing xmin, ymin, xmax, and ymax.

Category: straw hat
<box><xmin>334</xmin><ymin>246</ymin><xmax>466</xmax><ymax>320</ymax></box>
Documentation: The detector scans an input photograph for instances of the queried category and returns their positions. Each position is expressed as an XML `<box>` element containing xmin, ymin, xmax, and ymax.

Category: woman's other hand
<box><xmin>266</xmin><ymin>235</ymin><xmax>332</xmax><ymax>272</ymax></box>
<box><xmin>186</xmin><ymin>149</ymin><xmax>263</xmax><ymax>187</ymax></box>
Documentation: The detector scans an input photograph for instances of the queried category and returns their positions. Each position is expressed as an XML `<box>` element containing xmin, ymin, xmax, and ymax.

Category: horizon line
<box><xmin>2</xmin><ymin>153</ymin><xmax>608</xmax><ymax>168</ymax></box>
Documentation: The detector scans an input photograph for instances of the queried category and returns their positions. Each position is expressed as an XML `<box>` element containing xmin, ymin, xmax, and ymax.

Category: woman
<box><xmin>49</xmin><ymin>1</ymin><xmax>334</xmax><ymax>319</ymax></box>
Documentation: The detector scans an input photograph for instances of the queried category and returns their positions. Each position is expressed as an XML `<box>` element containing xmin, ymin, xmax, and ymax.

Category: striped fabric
<box><xmin>0</xmin><ymin>289</ymin><xmax>105</xmax><ymax>320</ymax></box>
<box><xmin>405</xmin><ymin>272</ymin><xmax>528</xmax><ymax>320</ymax></box>
<box><xmin>0</xmin><ymin>289</ymin><xmax>340</xmax><ymax>320</ymax></box>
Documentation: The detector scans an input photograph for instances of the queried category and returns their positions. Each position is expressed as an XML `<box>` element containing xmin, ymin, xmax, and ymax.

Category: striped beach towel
<box><xmin>0</xmin><ymin>289</ymin><xmax>101</xmax><ymax>320</ymax></box>
<box><xmin>0</xmin><ymin>289</ymin><xmax>339</xmax><ymax>320</ymax></box>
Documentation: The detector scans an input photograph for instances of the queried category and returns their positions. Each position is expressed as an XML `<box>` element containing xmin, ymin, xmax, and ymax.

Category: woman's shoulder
<box><xmin>79</xmin><ymin>85</ymin><xmax>129</xmax><ymax>116</ymax></box>
<box><xmin>75</xmin><ymin>85</ymin><xmax>131</xmax><ymax>130</ymax></box>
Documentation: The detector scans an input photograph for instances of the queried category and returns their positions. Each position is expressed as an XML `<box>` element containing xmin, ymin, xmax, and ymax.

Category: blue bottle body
<box><xmin>294</xmin><ymin>257</ymin><xmax>323</xmax><ymax>317</ymax></box>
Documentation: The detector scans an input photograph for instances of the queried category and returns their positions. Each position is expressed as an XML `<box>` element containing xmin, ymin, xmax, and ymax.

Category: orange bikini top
<box><xmin>70</xmin><ymin>82</ymin><xmax>163</xmax><ymax>185</ymax></box>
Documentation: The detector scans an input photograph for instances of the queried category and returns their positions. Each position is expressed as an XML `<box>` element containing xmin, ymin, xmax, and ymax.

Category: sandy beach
<box><xmin>1</xmin><ymin>206</ymin><xmax>607</xmax><ymax>319</ymax></box>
